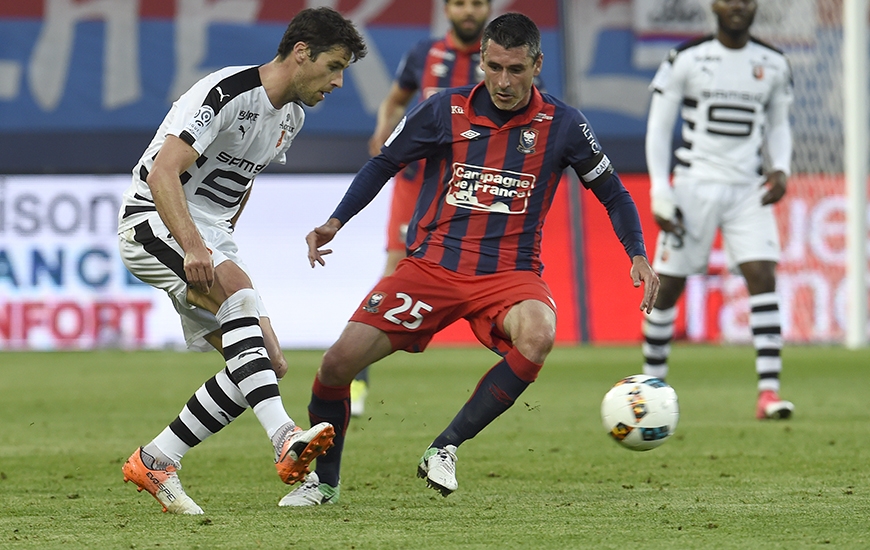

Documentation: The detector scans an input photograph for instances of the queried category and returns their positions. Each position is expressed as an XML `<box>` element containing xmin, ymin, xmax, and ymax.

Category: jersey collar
<box><xmin>463</xmin><ymin>81</ymin><xmax>544</xmax><ymax>129</ymax></box>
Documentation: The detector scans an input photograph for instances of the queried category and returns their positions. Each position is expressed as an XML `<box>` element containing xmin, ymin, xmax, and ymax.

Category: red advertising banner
<box><xmin>582</xmin><ymin>173</ymin><xmax>854</xmax><ymax>344</ymax></box>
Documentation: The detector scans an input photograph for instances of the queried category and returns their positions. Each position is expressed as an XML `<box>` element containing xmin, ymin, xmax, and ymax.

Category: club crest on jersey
<box><xmin>517</xmin><ymin>128</ymin><xmax>538</xmax><ymax>154</ymax></box>
<box><xmin>753</xmin><ymin>65</ymin><xmax>764</xmax><ymax>79</ymax></box>
<box><xmin>363</xmin><ymin>292</ymin><xmax>386</xmax><ymax>313</ymax></box>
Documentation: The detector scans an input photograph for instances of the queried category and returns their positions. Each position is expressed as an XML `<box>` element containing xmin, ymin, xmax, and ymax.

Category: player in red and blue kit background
<box><xmin>353</xmin><ymin>0</ymin><xmax>492</xmax><ymax>416</ymax></box>
<box><xmin>281</xmin><ymin>12</ymin><xmax>660</xmax><ymax>506</ymax></box>
<box><xmin>369</xmin><ymin>0</ymin><xmax>491</xmax><ymax>275</ymax></box>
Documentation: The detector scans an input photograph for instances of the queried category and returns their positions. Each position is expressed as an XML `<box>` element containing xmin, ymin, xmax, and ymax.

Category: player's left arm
<box><xmin>566</xmin><ymin>110</ymin><xmax>659</xmax><ymax>311</ymax></box>
<box><xmin>761</xmin><ymin>57</ymin><xmax>794</xmax><ymax>206</ymax></box>
<box><xmin>761</xmin><ymin>99</ymin><xmax>792</xmax><ymax>206</ymax></box>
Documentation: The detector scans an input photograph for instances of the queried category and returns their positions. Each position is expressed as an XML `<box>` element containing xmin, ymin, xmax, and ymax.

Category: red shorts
<box><xmin>349</xmin><ymin>257</ymin><xmax>556</xmax><ymax>355</ymax></box>
<box><xmin>385</xmin><ymin>169</ymin><xmax>423</xmax><ymax>252</ymax></box>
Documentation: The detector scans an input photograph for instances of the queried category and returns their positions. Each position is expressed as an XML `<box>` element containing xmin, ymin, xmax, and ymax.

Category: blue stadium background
<box><xmin>0</xmin><ymin>0</ymin><xmax>652</xmax><ymax>175</ymax></box>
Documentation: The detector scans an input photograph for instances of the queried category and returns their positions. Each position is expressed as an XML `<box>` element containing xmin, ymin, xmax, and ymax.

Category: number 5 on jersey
<box><xmin>383</xmin><ymin>293</ymin><xmax>432</xmax><ymax>329</ymax></box>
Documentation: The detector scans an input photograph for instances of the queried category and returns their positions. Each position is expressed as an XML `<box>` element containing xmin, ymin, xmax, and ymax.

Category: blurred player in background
<box><xmin>117</xmin><ymin>8</ymin><xmax>366</xmax><ymax>514</ymax></box>
<box><xmin>281</xmin><ymin>13</ymin><xmax>659</xmax><ymax>506</ymax></box>
<box><xmin>641</xmin><ymin>0</ymin><xmax>794</xmax><ymax>420</ymax></box>
<box><xmin>351</xmin><ymin>0</ymin><xmax>492</xmax><ymax>417</ymax></box>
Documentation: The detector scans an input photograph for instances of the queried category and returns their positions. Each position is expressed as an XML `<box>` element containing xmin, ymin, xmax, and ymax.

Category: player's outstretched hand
<box><xmin>306</xmin><ymin>219</ymin><xmax>342</xmax><ymax>268</ymax></box>
<box><xmin>761</xmin><ymin>170</ymin><xmax>787</xmax><ymax>206</ymax></box>
<box><xmin>630</xmin><ymin>255</ymin><xmax>659</xmax><ymax>314</ymax></box>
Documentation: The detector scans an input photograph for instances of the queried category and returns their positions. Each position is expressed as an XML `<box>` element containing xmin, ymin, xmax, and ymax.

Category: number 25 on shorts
<box><xmin>383</xmin><ymin>293</ymin><xmax>432</xmax><ymax>330</ymax></box>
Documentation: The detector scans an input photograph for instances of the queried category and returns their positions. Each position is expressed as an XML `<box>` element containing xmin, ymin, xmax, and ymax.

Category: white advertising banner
<box><xmin>0</xmin><ymin>174</ymin><xmax>389</xmax><ymax>350</ymax></box>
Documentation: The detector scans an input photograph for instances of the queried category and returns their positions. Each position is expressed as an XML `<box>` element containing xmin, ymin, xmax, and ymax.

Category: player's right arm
<box><xmin>646</xmin><ymin>51</ymin><xmax>684</xmax><ymax>233</ymax></box>
<box><xmin>646</xmin><ymin>91</ymin><xmax>681</xmax><ymax>231</ymax></box>
<box><xmin>368</xmin><ymin>82</ymin><xmax>416</xmax><ymax>156</ymax></box>
<box><xmin>147</xmin><ymin>135</ymin><xmax>214</xmax><ymax>292</ymax></box>
<box><xmin>309</xmin><ymin>96</ymin><xmax>445</xmax><ymax>267</ymax></box>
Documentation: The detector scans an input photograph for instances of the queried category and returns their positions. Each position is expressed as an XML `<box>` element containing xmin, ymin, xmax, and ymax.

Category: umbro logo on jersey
<box><xmin>431</xmin><ymin>62</ymin><xmax>448</xmax><ymax>78</ymax></box>
<box><xmin>460</xmin><ymin>130</ymin><xmax>480</xmax><ymax>140</ymax></box>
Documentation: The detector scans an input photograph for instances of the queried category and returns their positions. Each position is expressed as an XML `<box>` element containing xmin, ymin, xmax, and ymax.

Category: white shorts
<box><xmin>652</xmin><ymin>181</ymin><xmax>780</xmax><ymax>277</ymax></box>
<box><xmin>118</xmin><ymin>214</ymin><xmax>268</xmax><ymax>351</ymax></box>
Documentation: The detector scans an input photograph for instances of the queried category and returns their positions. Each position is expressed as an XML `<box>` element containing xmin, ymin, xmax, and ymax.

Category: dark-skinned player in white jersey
<box><xmin>641</xmin><ymin>0</ymin><xmax>794</xmax><ymax>420</ymax></box>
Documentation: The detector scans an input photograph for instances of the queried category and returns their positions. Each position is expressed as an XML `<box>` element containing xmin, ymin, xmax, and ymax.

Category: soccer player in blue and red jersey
<box><xmin>280</xmin><ymin>13</ymin><xmax>660</xmax><ymax>506</ymax></box>
<box><xmin>352</xmin><ymin>0</ymin><xmax>492</xmax><ymax>416</ymax></box>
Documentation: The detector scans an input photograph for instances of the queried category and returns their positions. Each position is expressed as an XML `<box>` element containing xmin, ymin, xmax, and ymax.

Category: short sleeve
<box><xmin>169</xmin><ymin>79</ymin><xmax>235</xmax><ymax>155</ymax></box>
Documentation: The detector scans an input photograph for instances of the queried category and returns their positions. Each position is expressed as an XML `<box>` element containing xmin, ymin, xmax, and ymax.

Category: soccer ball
<box><xmin>601</xmin><ymin>375</ymin><xmax>679</xmax><ymax>451</ymax></box>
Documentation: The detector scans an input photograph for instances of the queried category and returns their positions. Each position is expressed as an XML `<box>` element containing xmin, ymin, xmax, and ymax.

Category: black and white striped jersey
<box><xmin>119</xmin><ymin>65</ymin><xmax>304</xmax><ymax>232</ymax></box>
<box><xmin>649</xmin><ymin>35</ymin><xmax>793</xmax><ymax>186</ymax></box>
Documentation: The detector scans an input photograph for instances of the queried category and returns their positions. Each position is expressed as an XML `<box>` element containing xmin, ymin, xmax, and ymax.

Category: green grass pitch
<box><xmin>0</xmin><ymin>344</ymin><xmax>867</xmax><ymax>549</ymax></box>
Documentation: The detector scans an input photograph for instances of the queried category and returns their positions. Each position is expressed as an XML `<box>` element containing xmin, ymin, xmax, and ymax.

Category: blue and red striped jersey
<box><xmin>333</xmin><ymin>83</ymin><xmax>646</xmax><ymax>276</ymax></box>
<box><xmin>393</xmin><ymin>34</ymin><xmax>482</xmax><ymax>183</ymax></box>
<box><xmin>396</xmin><ymin>34</ymin><xmax>482</xmax><ymax>102</ymax></box>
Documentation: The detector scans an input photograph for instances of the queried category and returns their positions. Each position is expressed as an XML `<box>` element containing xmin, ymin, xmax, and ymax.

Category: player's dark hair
<box><xmin>276</xmin><ymin>7</ymin><xmax>367</xmax><ymax>63</ymax></box>
<box><xmin>481</xmin><ymin>12</ymin><xmax>541</xmax><ymax>61</ymax></box>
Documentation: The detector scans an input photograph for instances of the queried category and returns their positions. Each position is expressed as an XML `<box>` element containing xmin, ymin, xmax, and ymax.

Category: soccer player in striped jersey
<box><xmin>117</xmin><ymin>8</ymin><xmax>366</xmax><ymax>514</ymax></box>
<box><xmin>351</xmin><ymin>0</ymin><xmax>492</xmax><ymax>417</ymax></box>
<box><xmin>281</xmin><ymin>13</ymin><xmax>659</xmax><ymax>506</ymax></box>
<box><xmin>641</xmin><ymin>0</ymin><xmax>795</xmax><ymax>420</ymax></box>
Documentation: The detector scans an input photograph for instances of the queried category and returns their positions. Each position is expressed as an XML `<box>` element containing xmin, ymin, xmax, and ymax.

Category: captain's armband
<box><xmin>576</xmin><ymin>152</ymin><xmax>614</xmax><ymax>189</ymax></box>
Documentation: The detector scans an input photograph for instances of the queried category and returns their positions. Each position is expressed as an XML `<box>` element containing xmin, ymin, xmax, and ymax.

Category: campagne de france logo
<box><xmin>445</xmin><ymin>163</ymin><xmax>536</xmax><ymax>214</ymax></box>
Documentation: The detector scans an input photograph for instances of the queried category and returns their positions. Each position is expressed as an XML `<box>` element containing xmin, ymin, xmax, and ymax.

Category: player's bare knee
<box><xmin>319</xmin><ymin>346</ymin><xmax>359</xmax><ymax>386</ymax></box>
<box><xmin>514</xmin><ymin>328</ymin><xmax>554</xmax><ymax>364</ymax></box>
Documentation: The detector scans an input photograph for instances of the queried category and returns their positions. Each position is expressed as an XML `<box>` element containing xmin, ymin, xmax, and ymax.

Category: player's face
<box><xmin>445</xmin><ymin>0</ymin><xmax>490</xmax><ymax>45</ymax></box>
<box><xmin>293</xmin><ymin>45</ymin><xmax>352</xmax><ymax>107</ymax></box>
<box><xmin>713</xmin><ymin>0</ymin><xmax>757</xmax><ymax>35</ymax></box>
<box><xmin>481</xmin><ymin>41</ymin><xmax>542</xmax><ymax>111</ymax></box>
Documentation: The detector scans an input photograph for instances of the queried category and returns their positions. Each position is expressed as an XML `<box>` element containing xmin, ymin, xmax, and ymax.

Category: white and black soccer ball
<box><xmin>601</xmin><ymin>375</ymin><xmax>679</xmax><ymax>451</ymax></box>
